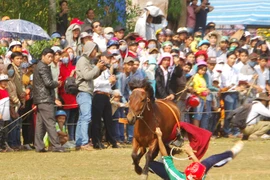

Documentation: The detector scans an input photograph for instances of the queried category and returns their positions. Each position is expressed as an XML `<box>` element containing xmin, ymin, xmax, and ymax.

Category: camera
<box><xmin>105</xmin><ymin>63</ymin><xmax>111</xmax><ymax>69</ymax></box>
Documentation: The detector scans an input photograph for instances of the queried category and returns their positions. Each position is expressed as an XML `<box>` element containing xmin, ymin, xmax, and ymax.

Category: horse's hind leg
<box><xmin>131</xmin><ymin>139</ymin><xmax>146</xmax><ymax>175</ymax></box>
<box><xmin>141</xmin><ymin>138</ymin><xmax>158</xmax><ymax>180</ymax></box>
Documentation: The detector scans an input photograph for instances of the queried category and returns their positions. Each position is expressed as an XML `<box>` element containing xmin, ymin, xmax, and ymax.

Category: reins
<box><xmin>155</xmin><ymin>99</ymin><xmax>181</xmax><ymax>130</ymax></box>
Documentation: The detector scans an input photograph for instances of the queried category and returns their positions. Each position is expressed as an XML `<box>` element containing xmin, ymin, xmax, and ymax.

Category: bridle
<box><xmin>129</xmin><ymin>88</ymin><xmax>150</xmax><ymax>120</ymax></box>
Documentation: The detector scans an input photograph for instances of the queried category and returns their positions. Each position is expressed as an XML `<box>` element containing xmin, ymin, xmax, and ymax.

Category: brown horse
<box><xmin>127</xmin><ymin>79</ymin><xmax>181</xmax><ymax>179</ymax></box>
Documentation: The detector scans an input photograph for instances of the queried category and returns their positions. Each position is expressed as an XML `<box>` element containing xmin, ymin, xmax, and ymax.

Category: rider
<box><xmin>149</xmin><ymin>127</ymin><xmax>244</xmax><ymax>180</ymax></box>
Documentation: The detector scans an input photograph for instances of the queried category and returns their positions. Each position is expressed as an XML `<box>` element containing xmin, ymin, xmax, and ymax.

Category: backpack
<box><xmin>227</xmin><ymin>102</ymin><xmax>258</xmax><ymax>130</ymax></box>
<box><xmin>64</xmin><ymin>77</ymin><xmax>78</xmax><ymax>95</ymax></box>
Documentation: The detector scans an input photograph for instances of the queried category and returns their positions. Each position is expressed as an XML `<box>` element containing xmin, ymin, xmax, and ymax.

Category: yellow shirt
<box><xmin>193</xmin><ymin>73</ymin><xmax>207</xmax><ymax>100</ymax></box>
<box><xmin>190</xmin><ymin>41</ymin><xmax>198</xmax><ymax>53</ymax></box>
<box><xmin>22</xmin><ymin>72</ymin><xmax>32</xmax><ymax>87</ymax></box>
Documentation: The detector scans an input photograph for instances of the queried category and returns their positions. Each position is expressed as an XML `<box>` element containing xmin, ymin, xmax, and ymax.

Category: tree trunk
<box><xmin>178</xmin><ymin>0</ymin><xmax>187</xmax><ymax>27</ymax></box>
<box><xmin>48</xmin><ymin>0</ymin><xmax>56</xmax><ymax>35</ymax></box>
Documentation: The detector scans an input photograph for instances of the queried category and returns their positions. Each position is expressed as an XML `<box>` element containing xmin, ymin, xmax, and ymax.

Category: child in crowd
<box><xmin>192</xmin><ymin>61</ymin><xmax>209</xmax><ymax>127</ymax></box>
<box><xmin>111</xmin><ymin>90</ymin><xmax>126</xmax><ymax>144</ymax></box>
<box><xmin>254</xmin><ymin>55</ymin><xmax>270</xmax><ymax>93</ymax></box>
<box><xmin>190</xmin><ymin>31</ymin><xmax>203</xmax><ymax>53</ymax></box>
<box><xmin>162</xmin><ymin>41</ymin><xmax>173</xmax><ymax>53</ymax></box>
<box><xmin>6</xmin><ymin>64</ymin><xmax>21</xmax><ymax>150</ymax></box>
<box><xmin>235</xmin><ymin>81</ymin><xmax>249</xmax><ymax>105</ymax></box>
<box><xmin>0</xmin><ymin>74</ymin><xmax>10</xmax><ymax>152</ymax></box>
<box><xmin>44</xmin><ymin>110</ymin><xmax>69</xmax><ymax>149</ymax></box>
<box><xmin>186</xmin><ymin>52</ymin><xmax>195</xmax><ymax>64</ymax></box>
<box><xmin>127</xmin><ymin>41</ymin><xmax>138</xmax><ymax>58</ymax></box>
<box><xmin>197</xmin><ymin>40</ymin><xmax>210</xmax><ymax>52</ymax></box>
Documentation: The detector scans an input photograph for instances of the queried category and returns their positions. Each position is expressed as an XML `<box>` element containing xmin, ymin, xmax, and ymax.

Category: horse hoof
<box><xmin>141</xmin><ymin>174</ymin><xmax>148</xmax><ymax>180</ymax></box>
<box><xmin>135</xmin><ymin>166</ymin><xmax>143</xmax><ymax>175</ymax></box>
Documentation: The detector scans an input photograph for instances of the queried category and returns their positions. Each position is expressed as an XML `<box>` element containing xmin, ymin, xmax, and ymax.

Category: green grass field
<box><xmin>0</xmin><ymin>139</ymin><xmax>269</xmax><ymax>180</ymax></box>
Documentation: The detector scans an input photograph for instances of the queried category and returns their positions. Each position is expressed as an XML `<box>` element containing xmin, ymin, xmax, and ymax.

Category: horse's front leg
<box><xmin>141</xmin><ymin>138</ymin><xmax>158</xmax><ymax>180</ymax></box>
<box><xmin>132</xmin><ymin>138</ymin><xmax>146</xmax><ymax>175</ymax></box>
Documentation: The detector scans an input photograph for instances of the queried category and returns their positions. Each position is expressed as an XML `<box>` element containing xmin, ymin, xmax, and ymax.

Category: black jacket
<box><xmin>170</xmin><ymin>65</ymin><xmax>183</xmax><ymax>94</ymax></box>
<box><xmin>155</xmin><ymin>66</ymin><xmax>175</xmax><ymax>99</ymax></box>
<box><xmin>33</xmin><ymin>61</ymin><xmax>58</xmax><ymax>105</ymax></box>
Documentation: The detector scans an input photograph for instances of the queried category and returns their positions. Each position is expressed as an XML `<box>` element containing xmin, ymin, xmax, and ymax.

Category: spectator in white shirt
<box><xmin>239</xmin><ymin>53</ymin><xmax>258</xmax><ymax>83</ymax></box>
<box><xmin>254</xmin><ymin>55</ymin><xmax>270</xmax><ymax>93</ymax></box>
<box><xmin>220</xmin><ymin>52</ymin><xmax>240</xmax><ymax>137</ymax></box>
<box><xmin>92</xmin><ymin>51</ymin><xmax>119</xmax><ymax>149</ymax></box>
<box><xmin>216</xmin><ymin>36</ymin><xmax>229</xmax><ymax>63</ymax></box>
<box><xmin>243</xmin><ymin>93</ymin><xmax>270</xmax><ymax>140</ymax></box>
<box><xmin>220</xmin><ymin>52</ymin><xmax>238</xmax><ymax>89</ymax></box>
<box><xmin>233</xmin><ymin>48</ymin><xmax>249</xmax><ymax>73</ymax></box>
<box><xmin>92</xmin><ymin>21</ymin><xmax>107</xmax><ymax>52</ymax></box>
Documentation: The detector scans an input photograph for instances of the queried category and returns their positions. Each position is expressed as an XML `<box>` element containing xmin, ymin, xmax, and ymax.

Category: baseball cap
<box><xmin>128</xmin><ymin>40</ymin><xmax>138</xmax><ymax>46</ymax></box>
<box><xmin>206</xmin><ymin>22</ymin><xmax>216</xmax><ymax>29</ymax></box>
<box><xmin>244</xmin><ymin>31</ymin><xmax>251</xmax><ymax>37</ymax></box>
<box><xmin>51</xmin><ymin>32</ymin><xmax>61</xmax><ymax>39</ymax></box>
<box><xmin>220</xmin><ymin>36</ymin><xmax>229</xmax><ymax>42</ymax></box>
<box><xmin>208</xmin><ymin>57</ymin><xmax>217</xmax><ymax>64</ymax></box>
<box><xmin>80</xmin><ymin>32</ymin><xmax>92</xmax><ymax>39</ymax></box>
<box><xmin>229</xmin><ymin>38</ymin><xmax>239</xmax><ymax>44</ymax></box>
<box><xmin>149</xmin><ymin>48</ymin><xmax>159</xmax><ymax>54</ymax></box>
<box><xmin>0</xmin><ymin>74</ymin><xmax>9</xmax><ymax>81</ymax></box>
<box><xmin>104</xmin><ymin>27</ymin><xmax>114</xmax><ymax>34</ymax></box>
<box><xmin>114</xmin><ymin>26</ymin><xmax>126</xmax><ymax>32</ymax></box>
<box><xmin>124</xmin><ymin>56</ymin><xmax>135</xmax><ymax>64</ymax></box>
<box><xmin>249</xmin><ymin>53</ymin><xmax>258</xmax><ymax>60</ymax></box>
<box><xmin>101</xmin><ymin>51</ymin><xmax>113</xmax><ymax>57</ymax></box>
<box><xmin>176</xmin><ymin>27</ymin><xmax>188</xmax><ymax>34</ymax></box>
<box><xmin>70</xmin><ymin>18</ymin><xmax>84</xmax><ymax>25</ymax></box>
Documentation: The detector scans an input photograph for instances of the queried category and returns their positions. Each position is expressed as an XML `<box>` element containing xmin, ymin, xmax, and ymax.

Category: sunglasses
<box><xmin>94</xmin><ymin>24</ymin><xmax>101</xmax><ymax>28</ymax></box>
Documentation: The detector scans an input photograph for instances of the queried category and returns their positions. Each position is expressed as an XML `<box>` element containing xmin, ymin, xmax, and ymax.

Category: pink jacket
<box><xmin>186</xmin><ymin>5</ymin><xmax>196</xmax><ymax>28</ymax></box>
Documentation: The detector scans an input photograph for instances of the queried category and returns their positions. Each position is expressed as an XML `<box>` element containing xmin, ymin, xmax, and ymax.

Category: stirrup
<box><xmin>169</xmin><ymin>128</ymin><xmax>184</xmax><ymax>147</ymax></box>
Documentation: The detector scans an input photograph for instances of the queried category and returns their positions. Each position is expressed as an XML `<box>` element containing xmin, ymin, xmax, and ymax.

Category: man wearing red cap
<box><xmin>149</xmin><ymin>127</ymin><xmax>244</xmax><ymax>180</ymax></box>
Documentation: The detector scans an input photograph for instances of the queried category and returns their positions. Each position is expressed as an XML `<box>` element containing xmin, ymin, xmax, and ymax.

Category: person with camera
<box><xmin>91</xmin><ymin>51</ymin><xmax>119</xmax><ymax>149</ymax></box>
<box><xmin>75</xmin><ymin>41</ymin><xmax>105</xmax><ymax>150</ymax></box>
<box><xmin>194</xmin><ymin>0</ymin><xmax>214</xmax><ymax>35</ymax></box>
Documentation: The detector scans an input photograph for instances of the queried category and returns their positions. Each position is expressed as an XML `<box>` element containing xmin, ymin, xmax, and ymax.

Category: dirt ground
<box><xmin>0</xmin><ymin>139</ymin><xmax>269</xmax><ymax>180</ymax></box>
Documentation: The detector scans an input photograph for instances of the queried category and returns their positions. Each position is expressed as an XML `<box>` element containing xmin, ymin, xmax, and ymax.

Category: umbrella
<box><xmin>0</xmin><ymin>19</ymin><xmax>50</xmax><ymax>40</ymax></box>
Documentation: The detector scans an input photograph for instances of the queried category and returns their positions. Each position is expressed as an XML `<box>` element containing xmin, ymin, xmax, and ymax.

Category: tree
<box><xmin>167</xmin><ymin>0</ymin><xmax>187</xmax><ymax>31</ymax></box>
<box><xmin>48</xmin><ymin>0</ymin><xmax>57</xmax><ymax>34</ymax></box>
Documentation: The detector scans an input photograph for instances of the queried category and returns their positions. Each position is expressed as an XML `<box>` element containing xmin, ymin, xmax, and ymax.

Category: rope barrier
<box><xmin>1</xmin><ymin>107</ymin><xmax>36</xmax><ymax>132</ymax></box>
<box><xmin>181</xmin><ymin>109</ymin><xmax>233</xmax><ymax>115</ymax></box>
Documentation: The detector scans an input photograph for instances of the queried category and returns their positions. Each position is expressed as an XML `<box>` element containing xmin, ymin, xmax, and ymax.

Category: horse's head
<box><xmin>127</xmin><ymin>88</ymin><xmax>150</xmax><ymax>125</ymax></box>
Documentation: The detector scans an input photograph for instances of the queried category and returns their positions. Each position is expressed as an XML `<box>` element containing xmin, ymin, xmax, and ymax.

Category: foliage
<box><xmin>0</xmin><ymin>0</ymin><xmax>128</xmax><ymax>33</ymax></box>
<box><xmin>28</xmin><ymin>39</ymin><xmax>55</xmax><ymax>60</ymax></box>
<box><xmin>0</xmin><ymin>46</ymin><xmax>7</xmax><ymax>56</ymax></box>
<box><xmin>125</xmin><ymin>0</ymin><xmax>142</xmax><ymax>33</ymax></box>
<box><xmin>167</xmin><ymin>0</ymin><xmax>182</xmax><ymax>21</ymax></box>
<box><xmin>257</xmin><ymin>28</ymin><xmax>270</xmax><ymax>42</ymax></box>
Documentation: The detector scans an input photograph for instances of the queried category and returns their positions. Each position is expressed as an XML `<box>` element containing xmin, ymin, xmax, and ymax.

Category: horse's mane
<box><xmin>129</xmin><ymin>78</ymin><xmax>155</xmax><ymax>102</ymax></box>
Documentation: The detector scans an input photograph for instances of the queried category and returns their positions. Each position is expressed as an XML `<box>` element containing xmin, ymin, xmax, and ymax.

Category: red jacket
<box><xmin>58</xmin><ymin>61</ymin><xmax>78</xmax><ymax>109</ymax></box>
<box><xmin>168</xmin><ymin>122</ymin><xmax>212</xmax><ymax>160</ymax></box>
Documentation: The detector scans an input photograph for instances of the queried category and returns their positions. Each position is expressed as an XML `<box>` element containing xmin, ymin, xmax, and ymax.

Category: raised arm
<box><xmin>155</xmin><ymin>127</ymin><xmax>168</xmax><ymax>156</ymax></box>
